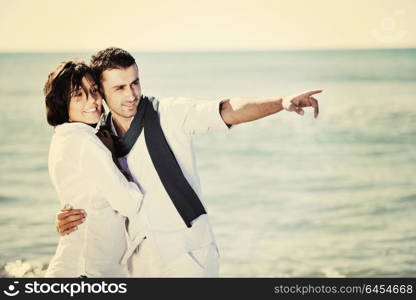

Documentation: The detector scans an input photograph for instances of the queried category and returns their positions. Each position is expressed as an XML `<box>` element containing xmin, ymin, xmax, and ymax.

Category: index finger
<box><xmin>304</xmin><ymin>89</ymin><xmax>323</xmax><ymax>97</ymax></box>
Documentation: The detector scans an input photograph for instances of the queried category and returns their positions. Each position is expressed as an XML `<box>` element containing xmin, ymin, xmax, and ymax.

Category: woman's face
<box><xmin>68</xmin><ymin>74</ymin><xmax>103</xmax><ymax>124</ymax></box>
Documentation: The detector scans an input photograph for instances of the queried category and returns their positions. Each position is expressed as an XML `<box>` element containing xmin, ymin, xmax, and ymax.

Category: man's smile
<box><xmin>123</xmin><ymin>101</ymin><xmax>138</xmax><ymax>109</ymax></box>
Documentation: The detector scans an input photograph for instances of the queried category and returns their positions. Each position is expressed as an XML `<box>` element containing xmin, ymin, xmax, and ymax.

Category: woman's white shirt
<box><xmin>44</xmin><ymin>122</ymin><xmax>143</xmax><ymax>277</ymax></box>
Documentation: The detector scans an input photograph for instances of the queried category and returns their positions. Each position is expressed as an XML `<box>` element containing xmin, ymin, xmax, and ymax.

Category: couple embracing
<box><xmin>43</xmin><ymin>47</ymin><xmax>321</xmax><ymax>277</ymax></box>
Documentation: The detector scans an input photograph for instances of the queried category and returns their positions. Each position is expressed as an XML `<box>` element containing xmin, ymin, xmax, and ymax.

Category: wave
<box><xmin>0</xmin><ymin>260</ymin><xmax>47</xmax><ymax>278</ymax></box>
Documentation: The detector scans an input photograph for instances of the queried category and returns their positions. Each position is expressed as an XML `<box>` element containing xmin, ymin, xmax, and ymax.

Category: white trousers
<box><xmin>127</xmin><ymin>235</ymin><xmax>220</xmax><ymax>277</ymax></box>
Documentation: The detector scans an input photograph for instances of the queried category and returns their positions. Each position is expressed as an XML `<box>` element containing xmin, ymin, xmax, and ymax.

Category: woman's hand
<box><xmin>96</xmin><ymin>129</ymin><xmax>123</xmax><ymax>169</ymax></box>
<box><xmin>96</xmin><ymin>129</ymin><xmax>133</xmax><ymax>182</ymax></box>
<box><xmin>96</xmin><ymin>129</ymin><xmax>116</xmax><ymax>155</ymax></box>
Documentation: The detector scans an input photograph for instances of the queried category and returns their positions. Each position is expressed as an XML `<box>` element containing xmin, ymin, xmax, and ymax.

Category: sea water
<box><xmin>0</xmin><ymin>49</ymin><xmax>415</xmax><ymax>277</ymax></box>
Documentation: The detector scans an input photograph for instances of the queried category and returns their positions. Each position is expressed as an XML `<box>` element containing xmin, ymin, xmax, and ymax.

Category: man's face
<box><xmin>101</xmin><ymin>64</ymin><xmax>141</xmax><ymax>120</ymax></box>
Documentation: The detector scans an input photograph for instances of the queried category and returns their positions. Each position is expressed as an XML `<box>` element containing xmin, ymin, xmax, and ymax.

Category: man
<box><xmin>56</xmin><ymin>47</ymin><xmax>321</xmax><ymax>277</ymax></box>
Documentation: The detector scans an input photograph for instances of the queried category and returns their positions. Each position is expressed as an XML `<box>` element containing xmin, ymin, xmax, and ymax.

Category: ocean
<box><xmin>0</xmin><ymin>49</ymin><xmax>415</xmax><ymax>277</ymax></box>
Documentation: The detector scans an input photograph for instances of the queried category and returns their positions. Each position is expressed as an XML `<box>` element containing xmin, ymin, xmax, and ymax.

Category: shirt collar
<box><xmin>54</xmin><ymin>121</ymin><xmax>99</xmax><ymax>135</ymax></box>
<box><xmin>109</xmin><ymin>115</ymin><xmax>118</xmax><ymax>137</ymax></box>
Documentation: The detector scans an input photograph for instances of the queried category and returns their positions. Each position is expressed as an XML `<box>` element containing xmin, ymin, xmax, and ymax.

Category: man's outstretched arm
<box><xmin>220</xmin><ymin>90</ymin><xmax>322</xmax><ymax>126</ymax></box>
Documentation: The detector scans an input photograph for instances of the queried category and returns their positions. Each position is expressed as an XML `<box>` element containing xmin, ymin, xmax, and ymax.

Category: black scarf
<box><xmin>101</xmin><ymin>96</ymin><xmax>207</xmax><ymax>228</ymax></box>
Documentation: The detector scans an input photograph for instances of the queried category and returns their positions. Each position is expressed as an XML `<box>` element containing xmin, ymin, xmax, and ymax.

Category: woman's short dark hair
<box><xmin>43</xmin><ymin>60</ymin><xmax>95</xmax><ymax>126</ymax></box>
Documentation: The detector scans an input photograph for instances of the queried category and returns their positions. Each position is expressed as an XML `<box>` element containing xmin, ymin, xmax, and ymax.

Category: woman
<box><xmin>43</xmin><ymin>60</ymin><xmax>143</xmax><ymax>277</ymax></box>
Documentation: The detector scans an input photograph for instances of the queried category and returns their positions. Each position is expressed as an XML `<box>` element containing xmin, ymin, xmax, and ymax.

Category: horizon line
<box><xmin>0</xmin><ymin>46</ymin><xmax>415</xmax><ymax>54</ymax></box>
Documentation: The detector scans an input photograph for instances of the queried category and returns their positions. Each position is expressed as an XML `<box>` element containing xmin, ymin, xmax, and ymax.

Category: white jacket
<box><xmin>45</xmin><ymin>122</ymin><xmax>143</xmax><ymax>277</ymax></box>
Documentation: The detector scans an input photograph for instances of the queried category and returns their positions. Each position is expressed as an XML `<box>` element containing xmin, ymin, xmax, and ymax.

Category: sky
<box><xmin>0</xmin><ymin>0</ymin><xmax>415</xmax><ymax>52</ymax></box>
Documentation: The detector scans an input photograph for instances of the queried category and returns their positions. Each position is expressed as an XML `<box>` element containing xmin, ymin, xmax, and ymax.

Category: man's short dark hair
<box><xmin>90</xmin><ymin>47</ymin><xmax>136</xmax><ymax>82</ymax></box>
<box><xmin>43</xmin><ymin>60</ymin><xmax>93</xmax><ymax>126</ymax></box>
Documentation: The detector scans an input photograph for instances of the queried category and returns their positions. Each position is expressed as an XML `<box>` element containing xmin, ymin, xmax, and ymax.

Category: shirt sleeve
<box><xmin>79</xmin><ymin>136</ymin><xmax>143</xmax><ymax>218</ymax></box>
<box><xmin>158</xmin><ymin>97</ymin><xmax>233</xmax><ymax>136</ymax></box>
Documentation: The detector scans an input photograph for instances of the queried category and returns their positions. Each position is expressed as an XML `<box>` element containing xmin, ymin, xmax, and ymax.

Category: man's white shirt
<box><xmin>109</xmin><ymin>97</ymin><xmax>233</xmax><ymax>269</ymax></box>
